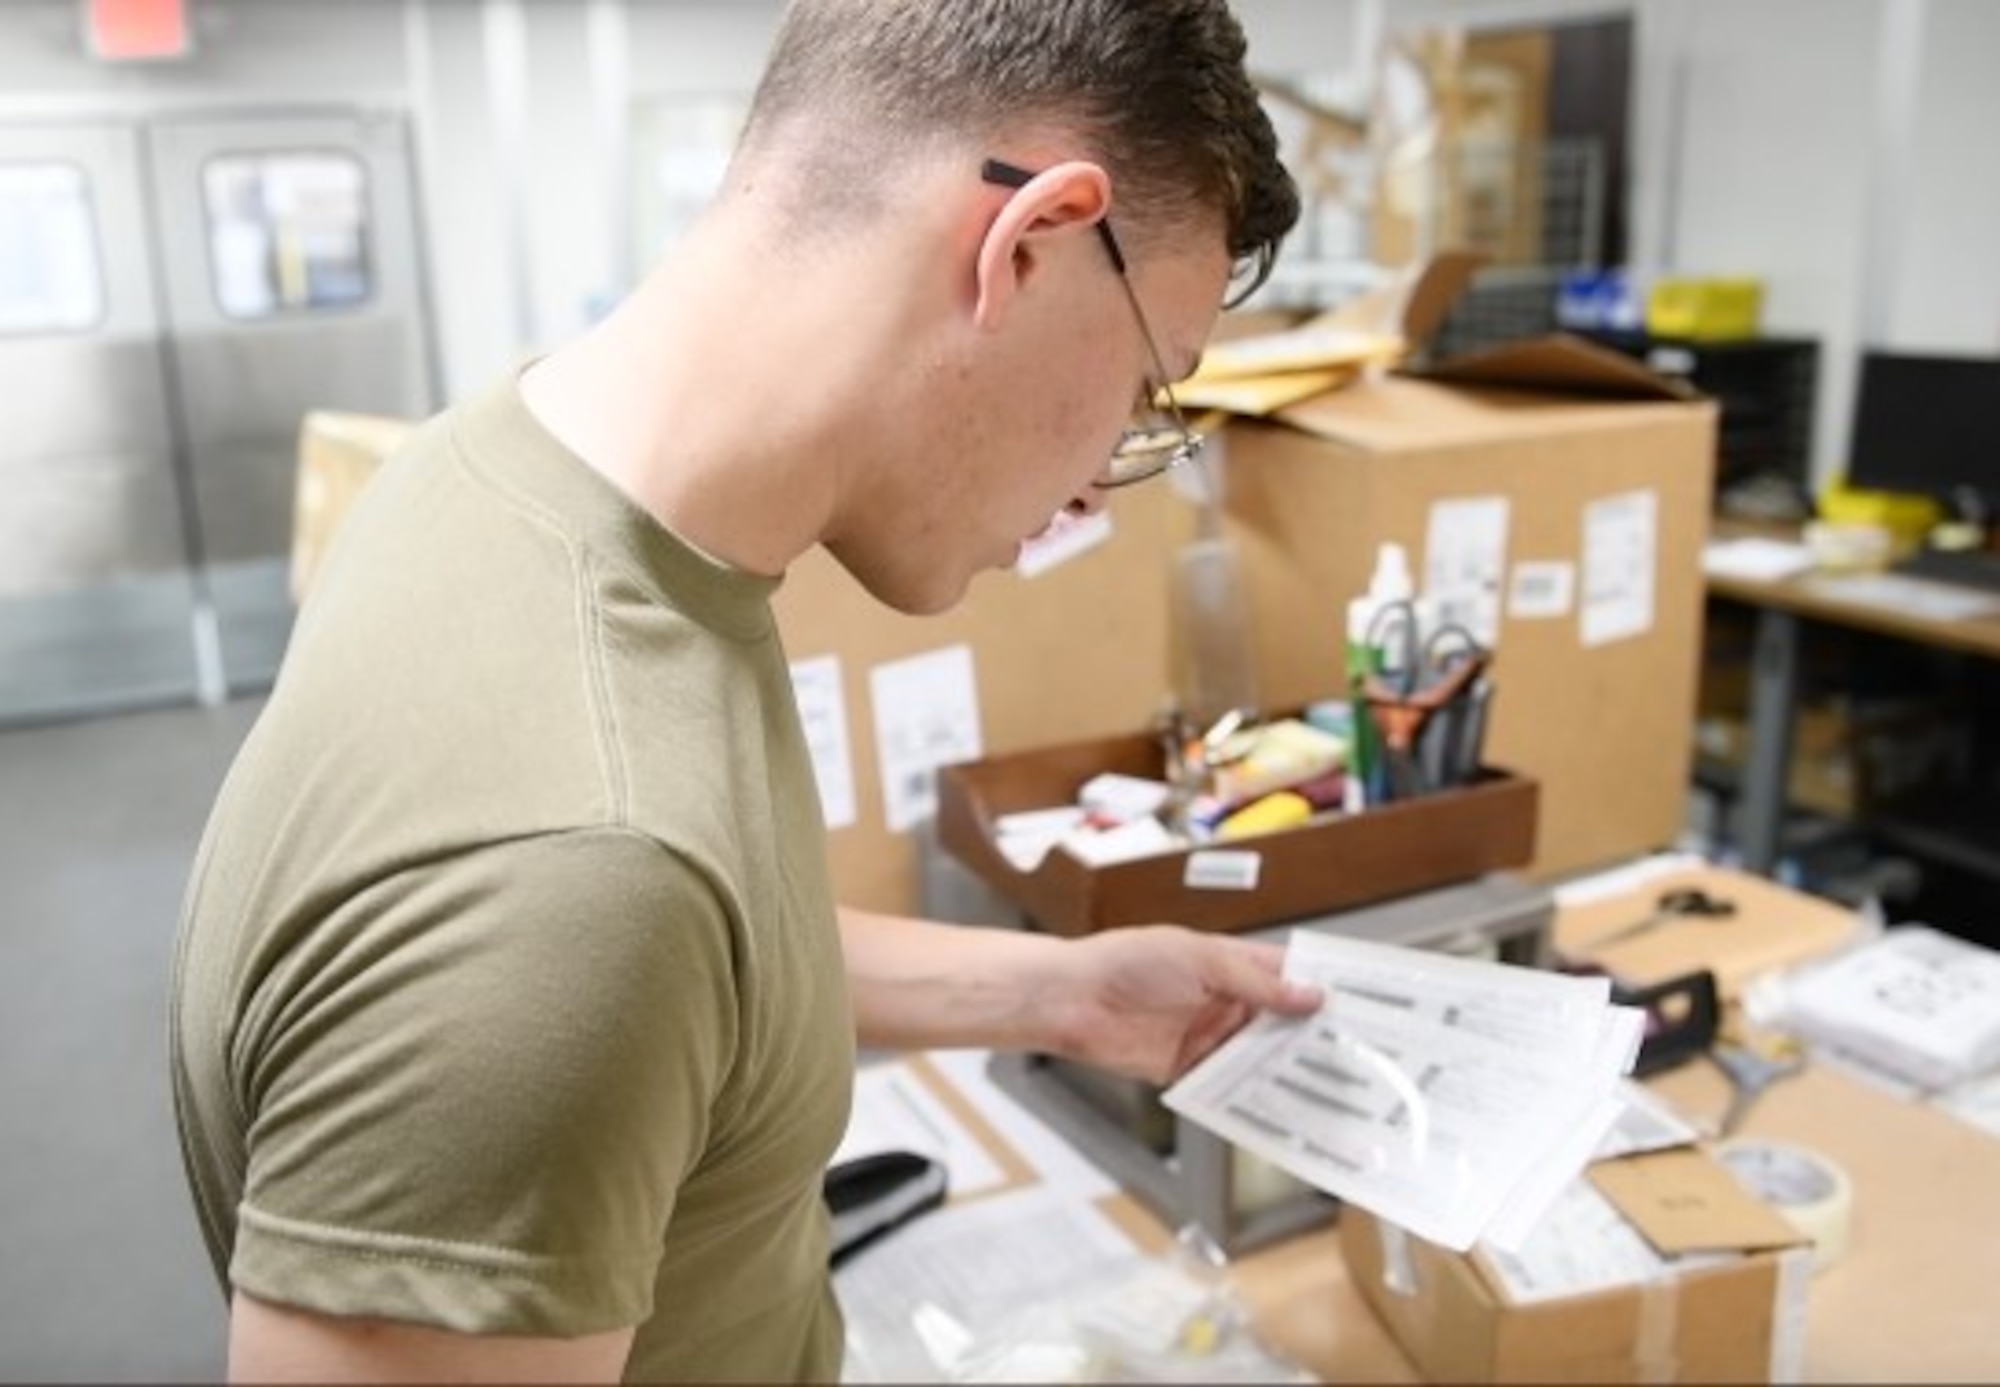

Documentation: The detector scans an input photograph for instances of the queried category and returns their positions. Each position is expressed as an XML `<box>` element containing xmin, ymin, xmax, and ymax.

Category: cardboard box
<box><xmin>1340</xmin><ymin>1146</ymin><xmax>1811</xmax><ymax>1383</ymax></box>
<box><xmin>1207</xmin><ymin>335</ymin><xmax>1717</xmax><ymax>882</ymax></box>
<box><xmin>1695</xmin><ymin>697</ymin><xmax>1964</xmax><ymax>818</ymax></box>
<box><xmin>291</xmin><ymin>410</ymin><xmax>415</xmax><ymax>603</ymax></box>
<box><xmin>773</xmin><ymin>483</ymin><xmax>1188</xmax><ymax>915</ymax></box>
<box><xmin>935</xmin><ymin>724</ymin><xmax>1537</xmax><ymax>935</ymax></box>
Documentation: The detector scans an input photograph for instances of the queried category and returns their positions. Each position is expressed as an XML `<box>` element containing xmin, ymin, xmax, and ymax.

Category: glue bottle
<box><xmin>1344</xmin><ymin>542</ymin><xmax>1419</xmax><ymax>810</ymax></box>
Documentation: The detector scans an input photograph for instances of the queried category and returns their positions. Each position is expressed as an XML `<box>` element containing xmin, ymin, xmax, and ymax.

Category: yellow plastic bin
<box><xmin>1819</xmin><ymin>482</ymin><xmax>1941</xmax><ymax>559</ymax></box>
<box><xmin>1646</xmin><ymin>277</ymin><xmax>1764</xmax><ymax>341</ymax></box>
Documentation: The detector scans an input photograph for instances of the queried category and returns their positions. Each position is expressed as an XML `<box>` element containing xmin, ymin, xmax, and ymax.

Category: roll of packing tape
<box><xmin>1715</xmin><ymin>1138</ymin><xmax>1853</xmax><ymax>1273</ymax></box>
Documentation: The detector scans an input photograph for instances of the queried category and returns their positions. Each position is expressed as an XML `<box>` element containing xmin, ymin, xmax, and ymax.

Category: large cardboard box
<box><xmin>1340</xmin><ymin>1146</ymin><xmax>1812</xmax><ymax>1383</ymax></box>
<box><xmin>1208</xmin><ymin>336</ymin><xmax>1717</xmax><ymax>881</ymax></box>
<box><xmin>291</xmin><ymin>410</ymin><xmax>415</xmax><ymax>603</ymax></box>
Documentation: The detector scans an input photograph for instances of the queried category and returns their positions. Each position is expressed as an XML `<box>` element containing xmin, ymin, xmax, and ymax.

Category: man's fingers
<box><xmin>1209</xmin><ymin>936</ymin><xmax>1322</xmax><ymax>1015</ymax></box>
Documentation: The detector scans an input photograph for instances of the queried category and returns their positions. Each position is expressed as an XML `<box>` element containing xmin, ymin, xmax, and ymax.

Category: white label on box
<box><xmin>1507</xmin><ymin>560</ymin><xmax>1575</xmax><ymax>620</ymax></box>
<box><xmin>870</xmin><ymin>645</ymin><xmax>983</xmax><ymax>833</ymax></box>
<box><xmin>1424</xmin><ymin>496</ymin><xmax>1510</xmax><ymax>647</ymax></box>
<box><xmin>1581</xmin><ymin>490</ymin><xmax>1658</xmax><ymax>648</ymax></box>
<box><xmin>1183</xmin><ymin>850</ymin><xmax>1262</xmax><ymax>892</ymax></box>
<box><xmin>789</xmin><ymin>654</ymin><xmax>857</xmax><ymax>830</ymax></box>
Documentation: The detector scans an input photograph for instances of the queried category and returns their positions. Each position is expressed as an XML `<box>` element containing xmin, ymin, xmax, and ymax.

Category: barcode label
<box><xmin>1184</xmin><ymin>850</ymin><xmax>1262</xmax><ymax>892</ymax></box>
<box><xmin>1508</xmin><ymin>560</ymin><xmax>1575</xmax><ymax>620</ymax></box>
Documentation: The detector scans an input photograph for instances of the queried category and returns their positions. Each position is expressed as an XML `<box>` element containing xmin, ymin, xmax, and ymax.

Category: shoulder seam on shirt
<box><xmin>577</xmin><ymin>551</ymin><xmax>629</xmax><ymax>824</ymax></box>
<box><xmin>446</xmin><ymin>412</ymin><xmax>630</xmax><ymax>826</ymax></box>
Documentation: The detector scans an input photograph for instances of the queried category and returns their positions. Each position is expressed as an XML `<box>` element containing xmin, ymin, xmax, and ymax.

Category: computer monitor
<box><xmin>1845</xmin><ymin>351</ymin><xmax>2000</xmax><ymax>522</ymax></box>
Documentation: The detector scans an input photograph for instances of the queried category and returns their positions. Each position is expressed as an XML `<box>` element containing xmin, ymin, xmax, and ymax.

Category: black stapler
<box><xmin>824</xmin><ymin>1150</ymin><xmax>949</xmax><ymax>1268</ymax></box>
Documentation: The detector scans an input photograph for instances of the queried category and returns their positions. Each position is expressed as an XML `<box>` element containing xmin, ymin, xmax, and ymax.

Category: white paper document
<box><xmin>1478</xmin><ymin>1177</ymin><xmax>1735</xmax><ymax>1304</ymax></box>
<box><xmin>788</xmin><ymin>654</ymin><xmax>857</xmax><ymax>830</ymax></box>
<box><xmin>869</xmin><ymin>645</ymin><xmax>983</xmax><ymax>833</ymax></box>
<box><xmin>1581</xmin><ymin>489</ymin><xmax>1658</xmax><ymax>647</ymax></box>
<box><xmin>1424</xmin><ymin>496</ymin><xmax>1510</xmax><ymax>646</ymax></box>
<box><xmin>837</xmin><ymin>1060</ymin><xmax>1006</xmax><ymax>1199</ymax></box>
<box><xmin>1163</xmin><ymin>932</ymin><xmax>1645</xmax><ymax>1252</ymax></box>
<box><xmin>836</xmin><ymin>1184</ymin><xmax>1140</xmax><ymax>1383</ymax></box>
<box><xmin>1702</xmin><ymin>536</ymin><xmax>1815</xmax><ymax>582</ymax></box>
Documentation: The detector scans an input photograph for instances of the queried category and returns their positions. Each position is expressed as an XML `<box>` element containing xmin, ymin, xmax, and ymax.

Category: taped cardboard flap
<box><xmin>1413</xmin><ymin>332</ymin><xmax>1702</xmax><ymax>402</ymax></box>
<box><xmin>1179</xmin><ymin>250</ymin><xmax>1487</xmax><ymax>416</ymax></box>
<box><xmin>1397</xmin><ymin>248</ymin><xmax>1490</xmax><ymax>351</ymax></box>
<box><xmin>1587</xmin><ymin>1147</ymin><xmax>1805</xmax><ymax>1256</ymax></box>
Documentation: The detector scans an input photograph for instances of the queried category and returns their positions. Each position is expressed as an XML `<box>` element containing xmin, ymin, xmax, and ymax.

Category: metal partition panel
<box><xmin>0</xmin><ymin>121</ymin><xmax>203</xmax><ymax>725</ymax></box>
<box><xmin>144</xmin><ymin>110</ymin><xmax>435</xmax><ymax>692</ymax></box>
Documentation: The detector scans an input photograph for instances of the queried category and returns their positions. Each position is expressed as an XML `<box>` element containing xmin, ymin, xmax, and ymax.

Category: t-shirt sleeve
<box><xmin>228</xmin><ymin>828</ymin><xmax>737</xmax><ymax>1337</ymax></box>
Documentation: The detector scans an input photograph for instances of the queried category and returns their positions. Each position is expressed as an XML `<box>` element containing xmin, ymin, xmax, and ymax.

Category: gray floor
<box><xmin>1</xmin><ymin>696</ymin><xmax>263</xmax><ymax>1381</ymax></box>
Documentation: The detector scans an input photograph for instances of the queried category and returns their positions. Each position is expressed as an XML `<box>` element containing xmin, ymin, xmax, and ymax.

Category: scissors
<box><xmin>1358</xmin><ymin>601</ymin><xmax>1491</xmax><ymax>799</ymax></box>
<box><xmin>1584</xmin><ymin>886</ymin><xmax>1737</xmax><ymax>953</ymax></box>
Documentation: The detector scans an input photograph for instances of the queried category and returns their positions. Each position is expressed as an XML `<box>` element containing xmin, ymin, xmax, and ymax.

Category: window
<box><xmin>202</xmin><ymin>150</ymin><xmax>372</xmax><ymax>318</ymax></box>
<box><xmin>0</xmin><ymin>162</ymin><xmax>105</xmax><ymax>335</ymax></box>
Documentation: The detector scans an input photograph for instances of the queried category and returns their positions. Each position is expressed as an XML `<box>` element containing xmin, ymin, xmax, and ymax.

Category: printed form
<box><xmin>1164</xmin><ymin>931</ymin><xmax>1645</xmax><ymax>1252</ymax></box>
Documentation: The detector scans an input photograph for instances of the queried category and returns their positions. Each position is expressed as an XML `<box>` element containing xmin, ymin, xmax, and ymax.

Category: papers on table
<box><xmin>837</xmin><ymin>1184</ymin><xmax>1142</xmax><ymax>1383</ymax></box>
<box><xmin>1750</xmin><ymin>924</ymin><xmax>2000</xmax><ymax>1092</ymax></box>
<box><xmin>1934</xmin><ymin>1069</ymin><xmax>2000</xmax><ymax>1140</ymax></box>
<box><xmin>1477</xmin><ymin>1176</ymin><xmax>1737</xmax><ymax>1305</ymax></box>
<box><xmin>1593</xmin><ymin>1080</ymin><xmax>1705</xmax><ymax>1161</ymax></box>
<box><xmin>1163</xmin><ymin>931</ymin><xmax>1645</xmax><ymax>1252</ymax></box>
<box><xmin>1701</xmin><ymin>536</ymin><xmax>1815</xmax><ymax>582</ymax></box>
<box><xmin>1802</xmin><ymin>571</ymin><xmax>2000</xmax><ymax>621</ymax></box>
<box><xmin>838</xmin><ymin>1059</ymin><xmax>1008</xmax><ymax>1200</ymax></box>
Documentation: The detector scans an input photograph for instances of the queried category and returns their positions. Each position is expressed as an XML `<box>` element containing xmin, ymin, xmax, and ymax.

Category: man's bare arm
<box><xmin>229</xmin><ymin>1291</ymin><xmax>635</xmax><ymax>1384</ymax></box>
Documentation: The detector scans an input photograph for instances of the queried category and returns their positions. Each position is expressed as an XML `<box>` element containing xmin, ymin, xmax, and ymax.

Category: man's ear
<box><xmin>973</xmin><ymin>161</ymin><xmax>1113</xmax><ymax>329</ymax></box>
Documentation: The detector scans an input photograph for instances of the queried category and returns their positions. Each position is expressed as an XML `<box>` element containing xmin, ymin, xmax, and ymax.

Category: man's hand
<box><xmin>841</xmin><ymin>909</ymin><xmax>1320</xmax><ymax>1081</ymax></box>
<box><xmin>1032</xmin><ymin>927</ymin><xmax>1323</xmax><ymax>1085</ymax></box>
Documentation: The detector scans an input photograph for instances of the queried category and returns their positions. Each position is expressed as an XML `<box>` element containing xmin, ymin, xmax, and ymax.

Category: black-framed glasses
<box><xmin>981</xmin><ymin>158</ymin><xmax>1206</xmax><ymax>489</ymax></box>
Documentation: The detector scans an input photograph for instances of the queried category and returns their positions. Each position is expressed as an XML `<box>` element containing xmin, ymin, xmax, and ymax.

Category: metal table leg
<box><xmin>1739</xmin><ymin>607</ymin><xmax>1801</xmax><ymax>873</ymax></box>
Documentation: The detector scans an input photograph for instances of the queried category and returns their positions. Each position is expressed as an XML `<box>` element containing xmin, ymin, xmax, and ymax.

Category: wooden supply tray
<box><xmin>937</xmin><ymin>728</ymin><xmax>1538</xmax><ymax>936</ymax></box>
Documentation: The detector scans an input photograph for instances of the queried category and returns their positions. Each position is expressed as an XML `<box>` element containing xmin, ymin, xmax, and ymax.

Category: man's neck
<box><xmin>518</xmin><ymin>227</ymin><xmax>883</xmax><ymax>579</ymax></box>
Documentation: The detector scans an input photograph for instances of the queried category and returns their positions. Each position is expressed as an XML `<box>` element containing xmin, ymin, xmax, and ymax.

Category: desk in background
<box><xmin>1704</xmin><ymin>522</ymin><xmax>2000</xmax><ymax>878</ymax></box>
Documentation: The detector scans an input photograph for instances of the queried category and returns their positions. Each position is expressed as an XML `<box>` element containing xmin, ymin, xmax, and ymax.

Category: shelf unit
<box><xmin>1578</xmin><ymin>330</ymin><xmax>1820</xmax><ymax>495</ymax></box>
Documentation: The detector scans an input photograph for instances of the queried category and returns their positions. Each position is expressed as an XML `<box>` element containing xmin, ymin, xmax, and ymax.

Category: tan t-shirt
<box><xmin>171</xmin><ymin>377</ymin><xmax>855</xmax><ymax>1381</ymax></box>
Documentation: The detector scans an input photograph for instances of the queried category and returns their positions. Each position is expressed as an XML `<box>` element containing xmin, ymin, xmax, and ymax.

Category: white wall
<box><xmin>1895</xmin><ymin>0</ymin><xmax>2000</xmax><ymax>351</ymax></box>
<box><xmin>0</xmin><ymin>0</ymin><xmax>410</xmax><ymax>109</ymax></box>
<box><xmin>1630</xmin><ymin>0</ymin><xmax>2000</xmax><ymax>481</ymax></box>
<box><xmin>1638</xmin><ymin>0</ymin><xmax>1882</xmax><ymax>482</ymax></box>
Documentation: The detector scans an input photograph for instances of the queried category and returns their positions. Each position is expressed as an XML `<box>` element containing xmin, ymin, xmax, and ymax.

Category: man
<box><xmin>171</xmin><ymin>0</ymin><xmax>1310</xmax><ymax>1380</ymax></box>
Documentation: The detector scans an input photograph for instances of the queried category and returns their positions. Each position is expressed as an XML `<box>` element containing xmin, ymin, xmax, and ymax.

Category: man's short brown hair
<box><xmin>737</xmin><ymin>0</ymin><xmax>1300</xmax><ymax>301</ymax></box>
